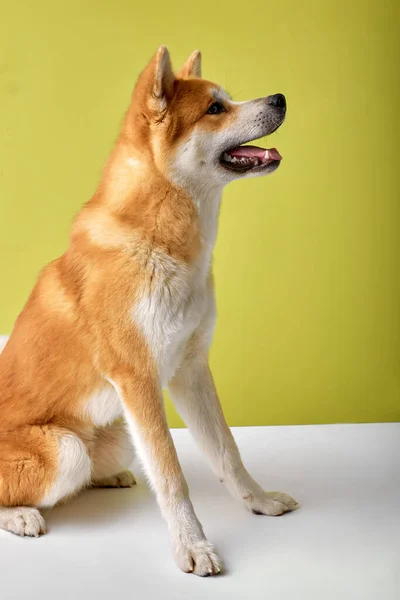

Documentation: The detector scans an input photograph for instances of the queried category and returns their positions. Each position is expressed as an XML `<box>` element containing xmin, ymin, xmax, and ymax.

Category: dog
<box><xmin>0</xmin><ymin>47</ymin><xmax>298</xmax><ymax>576</ymax></box>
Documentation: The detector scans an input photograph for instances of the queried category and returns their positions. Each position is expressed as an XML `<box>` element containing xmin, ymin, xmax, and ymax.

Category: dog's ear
<box><xmin>133</xmin><ymin>46</ymin><xmax>175</xmax><ymax>114</ymax></box>
<box><xmin>152</xmin><ymin>46</ymin><xmax>175</xmax><ymax>103</ymax></box>
<box><xmin>177</xmin><ymin>50</ymin><xmax>202</xmax><ymax>79</ymax></box>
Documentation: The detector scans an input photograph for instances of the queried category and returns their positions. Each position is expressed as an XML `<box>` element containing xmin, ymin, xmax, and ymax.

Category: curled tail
<box><xmin>0</xmin><ymin>335</ymin><xmax>9</xmax><ymax>354</ymax></box>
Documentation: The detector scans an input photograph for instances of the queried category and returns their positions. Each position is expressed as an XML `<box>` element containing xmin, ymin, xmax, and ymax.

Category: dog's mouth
<box><xmin>219</xmin><ymin>145</ymin><xmax>282</xmax><ymax>173</ymax></box>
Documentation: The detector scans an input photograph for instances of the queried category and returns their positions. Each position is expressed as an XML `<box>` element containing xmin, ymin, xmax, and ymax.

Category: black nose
<box><xmin>268</xmin><ymin>93</ymin><xmax>286</xmax><ymax>109</ymax></box>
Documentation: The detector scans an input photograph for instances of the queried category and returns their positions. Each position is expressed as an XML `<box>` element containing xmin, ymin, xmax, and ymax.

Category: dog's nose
<box><xmin>268</xmin><ymin>93</ymin><xmax>286</xmax><ymax>109</ymax></box>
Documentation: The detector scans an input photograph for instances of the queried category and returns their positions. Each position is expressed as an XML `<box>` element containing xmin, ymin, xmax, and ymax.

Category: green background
<box><xmin>1</xmin><ymin>1</ymin><xmax>399</xmax><ymax>426</ymax></box>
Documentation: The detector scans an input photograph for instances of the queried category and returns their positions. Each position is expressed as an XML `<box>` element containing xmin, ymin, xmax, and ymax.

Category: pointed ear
<box><xmin>132</xmin><ymin>45</ymin><xmax>174</xmax><ymax>113</ymax></box>
<box><xmin>152</xmin><ymin>45</ymin><xmax>175</xmax><ymax>101</ymax></box>
<box><xmin>177</xmin><ymin>50</ymin><xmax>202</xmax><ymax>79</ymax></box>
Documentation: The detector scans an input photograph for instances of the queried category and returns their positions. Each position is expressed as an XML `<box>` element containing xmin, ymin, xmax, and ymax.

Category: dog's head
<box><xmin>126</xmin><ymin>46</ymin><xmax>286</xmax><ymax>190</ymax></box>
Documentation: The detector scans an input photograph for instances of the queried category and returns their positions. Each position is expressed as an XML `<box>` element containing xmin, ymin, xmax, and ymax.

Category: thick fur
<box><xmin>0</xmin><ymin>48</ymin><xmax>298</xmax><ymax>575</ymax></box>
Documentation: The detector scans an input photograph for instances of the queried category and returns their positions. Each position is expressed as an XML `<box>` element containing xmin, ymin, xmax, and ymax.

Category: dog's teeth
<box><xmin>264</xmin><ymin>150</ymin><xmax>270</xmax><ymax>160</ymax></box>
<box><xmin>223</xmin><ymin>153</ymin><xmax>233</xmax><ymax>162</ymax></box>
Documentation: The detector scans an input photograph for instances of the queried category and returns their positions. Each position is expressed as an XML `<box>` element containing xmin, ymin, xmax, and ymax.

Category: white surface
<box><xmin>1</xmin><ymin>424</ymin><xmax>399</xmax><ymax>599</ymax></box>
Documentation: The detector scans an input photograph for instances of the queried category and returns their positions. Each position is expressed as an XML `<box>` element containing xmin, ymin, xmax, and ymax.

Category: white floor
<box><xmin>1</xmin><ymin>424</ymin><xmax>399</xmax><ymax>600</ymax></box>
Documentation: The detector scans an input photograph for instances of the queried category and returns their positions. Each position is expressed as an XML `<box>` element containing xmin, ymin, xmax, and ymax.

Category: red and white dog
<box><xmin>0</xmin><ymin>47</ymin><xmax>298</xmax><ymax>576</ymax></box>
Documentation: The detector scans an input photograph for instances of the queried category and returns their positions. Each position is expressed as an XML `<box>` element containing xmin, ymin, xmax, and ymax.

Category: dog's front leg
<box><xmin>169</xmin><ymin>355</ymin><xmax>299</xmax><ymax>516</ymax></box>
<box><xmin>109</xmin><ymin>371</ymin><xmax>222</xmax><ymax>576</ymax></box>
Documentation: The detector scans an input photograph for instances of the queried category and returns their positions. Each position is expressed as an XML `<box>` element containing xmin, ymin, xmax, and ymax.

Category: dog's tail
<box><xmin>0</xmin><ymin>335</ymin><xmax>9</xmax><ymax>354</ymax></box>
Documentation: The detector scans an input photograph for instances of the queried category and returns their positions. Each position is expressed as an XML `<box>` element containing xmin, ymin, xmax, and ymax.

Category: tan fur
<box><xmin>0</xmin><ymin>47</ymin><xmax>297</xmax><ymax>573</ymax></box>
<box><xmin>0</xmin><ymin>48</ymin><xmax>210</xmax><ymax>507</ymax></box>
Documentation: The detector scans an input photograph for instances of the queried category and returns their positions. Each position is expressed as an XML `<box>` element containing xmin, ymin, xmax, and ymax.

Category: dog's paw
<box><xmin>246</xmin><ymin>491</ymin><xmax>299</xmax><ymax>516</ymax></box>
<box><xmin>93</xmin><ymin>470</ymin><xmax>137</xmax><ymax>488</ymax></box>
<box><xmin>174</xmin><ymin>540</ymin><xmax>222</xmax><ymax>577</ymax></box>
<box><xmin>0</xmin><ymin>507</ymin><xmax>47</xmax><ymax>537</ymax></box>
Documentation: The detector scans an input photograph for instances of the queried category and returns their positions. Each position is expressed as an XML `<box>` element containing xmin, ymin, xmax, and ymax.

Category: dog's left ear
<box><xmin>132</xmin><ymin>45</ymin><xmax>175</xmax><ymax>113</ymax></box>
<box><xmin>153</xmin><ymin>46</ymin><xmax>175</xmax><ymax>100</ymax></box>
<box><xmin>177</xmin><ymin>50</ymin><xmax>202</xmax><ymax>79</ymax></box>
<box><xmin>152</xmin><ymin>45</ymin><xmax>175</xmax><ymax>107</ymax></box>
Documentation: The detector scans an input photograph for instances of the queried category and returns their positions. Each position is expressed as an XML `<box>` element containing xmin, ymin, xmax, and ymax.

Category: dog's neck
<box><xmin>187</xmin><ymin>181</ymin><xmax>223</xmax><ymax>279</ymax></box>
<box><xmin>179</xmin><ymin>177</ymin><xmax>223</xmax><ymax>254</ymax></box>
<box><xmin>82</xmin><ymin>144</ymin><xmax>223</xmax><ymax>268</ymax></box>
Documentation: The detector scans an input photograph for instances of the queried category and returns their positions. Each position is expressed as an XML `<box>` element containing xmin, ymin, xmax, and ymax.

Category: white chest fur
<box><xmin>132</xmin><ymin>252</ymin><xmax>210</xmax><ymax>385</ymax></box>
<box><xmin>132</xmin><ymin>186</ymin><xmax>222</xmax><ymax>386</ymax></box>
<box><xmin>84</xmin><ymin>383</ymin><xmax>123</xmax><ymax>426</ymax></box>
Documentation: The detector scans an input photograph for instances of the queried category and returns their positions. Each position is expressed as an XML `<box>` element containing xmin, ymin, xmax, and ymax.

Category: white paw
<box><xmin>93</xmin><ymin>470</ymin><xmax>136</xmax><ymax>488</ymax></box>
<box><xmin>0</xmin><ymin>507</ymin><xmax>47</xmax><ymax>537</ymax></box>
<box><xmin>174</xmin><ymin>540</ymin><xmax>222</xmax><ymax>577</ymax></box>
<box><xmin>246</xmin><ymin>491</ymin><xmax>299</xmax><ymax>516</ymax></box>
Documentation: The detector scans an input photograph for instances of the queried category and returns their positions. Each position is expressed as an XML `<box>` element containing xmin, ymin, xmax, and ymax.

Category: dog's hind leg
<box><xmin>91</xmin><ymin>419</ymin><xmax>136</xmax><ymax>488</ymax></box>
<box><xmin>0</xmin><ymin>425</ymin><xmax>91</xmax><ymax>536</ymax></box>
<box><xmin>0</xmin><ymin>506</ymin><xmax>47</xmax><ymax>537</ymax></box>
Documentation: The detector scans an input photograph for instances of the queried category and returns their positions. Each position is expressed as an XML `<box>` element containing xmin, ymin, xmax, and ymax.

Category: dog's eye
<box><xmin>207</xmin><ymin>102</ymin><xmax>225</xmax><ymax>115</ymax></box>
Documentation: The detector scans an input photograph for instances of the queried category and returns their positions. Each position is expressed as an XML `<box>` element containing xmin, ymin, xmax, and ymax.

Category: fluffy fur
<box><xmin>0</xmin><ymin>47</ymin><xmax>298</xmax><ymax>576</ymax></box>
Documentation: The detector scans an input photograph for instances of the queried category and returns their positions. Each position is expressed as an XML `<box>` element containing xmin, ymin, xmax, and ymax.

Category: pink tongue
<box><xmin>228</xmin><ymin>145</ymin><xmax>282</xmax><ymax>160</ymax></box>
<box><xmin>267</xmin><ymin>148</ymin><xmax>283</xmax><ymax>160</ymax></box>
